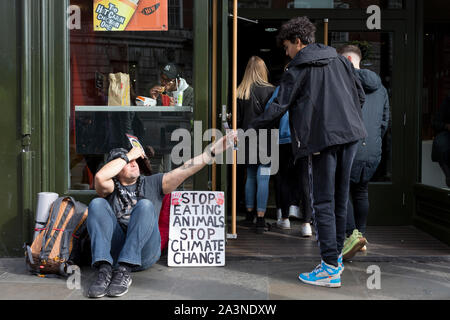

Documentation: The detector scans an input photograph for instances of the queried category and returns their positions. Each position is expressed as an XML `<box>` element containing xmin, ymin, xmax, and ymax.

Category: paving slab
<box><xmin>0</xmin><ymin>226</ymin><xmax>449</xmax><ymax>300</ymax></box>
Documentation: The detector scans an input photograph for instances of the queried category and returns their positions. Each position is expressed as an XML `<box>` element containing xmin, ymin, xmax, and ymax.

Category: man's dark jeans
<box><xmin>346</xmin><ymin>180</ymin><xmax>369</xmax><ymax>237</ymax></box>
<box><xmin>87</xmin><ymin>198</ymin><xmax>161</xmax><ymax>271</ymax></box>
<box><xmin>307</xmin><ymin>142</ymin><xmax>358</xmax><ymax>267</ymax></box>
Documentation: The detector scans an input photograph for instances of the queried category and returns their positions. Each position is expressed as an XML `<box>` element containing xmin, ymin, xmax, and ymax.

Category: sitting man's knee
<box><xmin>136</xmin><ymin>199</ymin><xmax>155</xmax><ymax>211</ymax></box>
<box><xmin>133</xmin><ymin>199</ymin><xmax>158</xmax><ymax>221</ymax></box>
<box><xmin>89</xmin><ymin>197</ymin><xmax>108</xmax><ymax>210</ymax></box>
<box><xmin>88</xmin><ymin>198</ymin><xmax>111</xmax><ymax>218</ymax></box>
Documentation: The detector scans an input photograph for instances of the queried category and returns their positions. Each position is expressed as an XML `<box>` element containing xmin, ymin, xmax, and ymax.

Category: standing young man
<box><xmin>251</xmin><ymin>17</ymin><xmax>367</xmax><ymax>288</ymax></box>
<box><xmin>338</xmin><ymin>45</ymin><xmax>390</xmax><ymax>259</ymax></box>
<box><xmin>87</xmin><ymin>131</ymin><xmax>236</xmax><ymax>298</ymax></box>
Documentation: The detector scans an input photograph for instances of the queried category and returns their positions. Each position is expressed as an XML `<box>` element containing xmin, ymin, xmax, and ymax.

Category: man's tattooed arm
<box><xmin>162</xmin><ymin>151</ymin><xmax>213</xmax><ymax>194</ymax></box>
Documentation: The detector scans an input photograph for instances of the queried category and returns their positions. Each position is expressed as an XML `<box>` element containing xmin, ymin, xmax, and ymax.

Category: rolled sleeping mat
<box><xmin>34</xmin><ymin>192</ymin><xmax>59</xmax><ymax>240</ymax></box>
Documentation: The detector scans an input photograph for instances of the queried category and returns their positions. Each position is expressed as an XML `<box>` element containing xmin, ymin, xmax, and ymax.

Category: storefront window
<box><xmin>233</xmin><ymin>0</ymin><xmax>403</xmax><ymax>9</ymax></box>
<box><xmin>421</xmin><ymin>24</ymin><xmax>450</xmax><ymax>190</ymax></box>
<box><xmin>69</xmin><ymin>0</ymin><xmax>194</xmax><ymax>191</ymax></box>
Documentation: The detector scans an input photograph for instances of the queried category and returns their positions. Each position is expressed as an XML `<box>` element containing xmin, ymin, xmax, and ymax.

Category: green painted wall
<box><xmin>0</xmin><ymin>0</ymin><xmax>449</xmax><ymax>257</ymax></box>
<box><xmin>0</xmin><ymin>1</ymin><xmax>23</xmax><ymax>256</ymax></box>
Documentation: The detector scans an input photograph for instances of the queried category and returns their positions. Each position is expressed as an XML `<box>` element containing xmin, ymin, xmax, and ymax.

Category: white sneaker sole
<box><xmin>298</xmin><ymin>275</ymin><xmax>341</xmax><ymax>288</ymax></box>
<box><xmin>343</xmin><ymin>238</ymin><xmax>367</xmax><ymax>260</ymax></box>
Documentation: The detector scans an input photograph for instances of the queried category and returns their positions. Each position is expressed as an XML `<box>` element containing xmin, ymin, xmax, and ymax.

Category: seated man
<box><xmin>149</xmin><ymin>63</ymin><xmax>194</xmax><ymax>106</ymax></box>
<box><xmin>87</xmin><ymin>131</ymin><xmax>236</xmax><ymax>298</ymax></box>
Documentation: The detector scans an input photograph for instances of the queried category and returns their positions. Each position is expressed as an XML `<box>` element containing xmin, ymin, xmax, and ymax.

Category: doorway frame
<box><xmin>231</xmin><ymin>3</ymin><xmax>418</xmax><ymax>226</ymax></box>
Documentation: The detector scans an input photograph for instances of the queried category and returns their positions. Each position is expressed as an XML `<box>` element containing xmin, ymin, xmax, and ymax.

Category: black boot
<box><xmin>255</xmin><ymin>216</ymin><xmax>266</xmax><ymax>234</ymax></box>
<box><xmin>242</xmin><ymin>210</ymin><xmax>255</xmax><ymax>226</ymax></box>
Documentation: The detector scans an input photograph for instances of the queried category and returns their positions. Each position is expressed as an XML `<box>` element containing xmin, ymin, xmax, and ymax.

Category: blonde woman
<box><xmin>237</xmin><ymin>56</ymin><xmax>275</xmax><ymax>234</ymax></box>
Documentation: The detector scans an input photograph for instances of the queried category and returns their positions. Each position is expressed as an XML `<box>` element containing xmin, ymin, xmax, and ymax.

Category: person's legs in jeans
<box><xmin>86</xmin><ymin>197</ymin><xmax>126</xmax><ymax>298</ymax></box>
<box><xmin>344</xmin><ymin>167</ymin><xmax>368</xmax><ymax>259</ymax></box>
<box><xmin>245</xmin><ymin>164</ymin><xmax>257</xmax><ymax>212</ymax></box>
<box><xmin>306</xmin><ymin>142</ymin><xmax>357</xmax><ymax>267</ymax></box>
<box><xmin>276</xmin><ymin>144</ymin><xmax>293</xmax><ymax>219</ymax></box>
<box><xmin>346</xmin><ymin>163</ymin><xmax>364</xmax><ymax>236</ymax></box>
<box><xmin>308</xmin><ymin>148</ymin><xmax>338</xmax><ymax>267</ymax></box>
<box><xmin>298</xmin><ymin>149</ymin><xmax>342</xmax><ymax>287</ymax></box>
<box><xmin>350</xmin><ymin>180</ymin><xmax>369</xmax><ymax>235</ymax></box>
<box><xmin>334</xmin><ymin>142</ymin><xmax>358</xmax><ymax>256</ymax></box>
<box><xmin>86</xmin><ymin>198</ymin><xmax>161</xmax><ymax>298</ymax></box>
<box><xmin>346</xmin><ymin>182</ymin><xmax>357</xmax><ymax>237</ymax></box>
<box><xmin>87</xmin><ymin>198</ymin><xmax>126</xmax><ymax>267</ymax></box>
<box><xmin>298</xmin><ymin>157</ymin><xmax>312</xmax><ymax>223</ymax></box>
<box><xmin>88</xmin><ymin>198</ymin><xmax>161</xmax><ymax>270</ymax></box>
<box><xmin>117</xmin><ymin>199</ymin><xmax>161</xmax><ymax>270</ymax></box>
<box><xmin>293</xmin><ymin>156</ymin><xmax>313</xmax><ymax>236</ymax></box>
<box><xmin>255</xmin><ymin>164</ymin><xmax>271</xmax><ymax>215</ymax></box>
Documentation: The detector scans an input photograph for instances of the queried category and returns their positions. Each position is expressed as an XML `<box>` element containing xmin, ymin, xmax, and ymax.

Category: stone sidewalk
<box><xmin>0</xmin><ymin>224</ymin><xmax>449</xmax><ymax>300</ymax></box>
<box><xmin>0</xmin><ymin>256</ymin><xmax>449</xmax><ymax>300</ymax></box>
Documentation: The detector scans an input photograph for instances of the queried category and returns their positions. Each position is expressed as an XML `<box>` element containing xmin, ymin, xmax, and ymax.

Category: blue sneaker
<box><xmin>298</xmin><ymin>261</ymin><xmax>341</xmax><ymax>288</ymax></box>
<box><xmin>338</xmin><ymin>254</ymin><xmax>344</xmax><ymax>274</ymax></box>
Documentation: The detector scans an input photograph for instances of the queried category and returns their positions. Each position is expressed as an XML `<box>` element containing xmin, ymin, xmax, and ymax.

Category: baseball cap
<box><xmin>161</xmin><ymin>63</ymin><xmax>181</xmax><ymax>79</ymax></box>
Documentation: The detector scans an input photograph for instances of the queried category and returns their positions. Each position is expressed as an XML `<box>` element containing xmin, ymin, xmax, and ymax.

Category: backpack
<box><xmin>25</xmin><ymin>196</ymin><xmax>90</xmax><ymax>277</ymax></box>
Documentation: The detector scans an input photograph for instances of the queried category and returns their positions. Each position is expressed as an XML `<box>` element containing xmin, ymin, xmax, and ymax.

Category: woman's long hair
<box><xmin>237</xmin><ymin>56</ymin><xmax>273</xmax><ymax>100</ymax></box>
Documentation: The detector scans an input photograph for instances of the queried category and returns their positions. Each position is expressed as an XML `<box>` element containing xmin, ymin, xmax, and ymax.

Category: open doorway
<box><xmin>233</xmin><ymin>19</ymin><xmax>292</xmax><ymax>87</ymax></box>
<box><xmin>228</xmin><ymin>18</ymin><xmax>291</xmax><ymax>217</ymax></box>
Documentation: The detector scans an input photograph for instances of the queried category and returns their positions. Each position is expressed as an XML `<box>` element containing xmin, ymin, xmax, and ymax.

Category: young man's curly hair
<box><xmin>276</xmin><ymin>16</ymin><xmax>316</xmax><ymax>47</ymax></box>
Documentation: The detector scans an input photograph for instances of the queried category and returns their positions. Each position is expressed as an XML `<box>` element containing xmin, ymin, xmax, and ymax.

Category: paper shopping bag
<box><xmin>108</xmin><ymin>72</ymin><xmax>131</xmax><ymax>106</ymax></box>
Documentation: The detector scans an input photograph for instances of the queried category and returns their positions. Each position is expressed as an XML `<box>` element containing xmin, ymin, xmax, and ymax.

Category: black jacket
<box><xmin>350</xmin><ymin>69</ymin><xmax>390</xmax><ymax>183</ymax></box>
<box><xmin>251</xmin><ymin>44</ymin><xmax>367</xmax><ymax>160</ymax></box>
<box><xmin>237</xmin><ymin>84</ymin><xmax>275</xmax><ymax>164</ymax></box>
<box><xmin>432</xmin><ymin>94</ymin><xmax>450</xmax><ymax>134</ymax></box>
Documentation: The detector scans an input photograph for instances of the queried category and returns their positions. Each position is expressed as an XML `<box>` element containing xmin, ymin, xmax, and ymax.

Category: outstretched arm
<box><xmin>162</xmin><ymin>131</ymin><xmax>237</xmax><ymax>194</ymax></box>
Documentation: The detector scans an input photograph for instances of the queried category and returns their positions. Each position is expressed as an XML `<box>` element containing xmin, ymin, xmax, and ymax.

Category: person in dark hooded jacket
<box><xmin>251</xmin><ymin>17</ymin><xmax>367</xmax><ymax>288</ymax></box>
<box><xmin>338</xmin><ymin>45</ymin><xmax>390</xmax><ymax>260</ymax></box>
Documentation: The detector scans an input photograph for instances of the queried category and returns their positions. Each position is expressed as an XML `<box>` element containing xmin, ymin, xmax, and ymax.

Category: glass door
<box><xmin>230</xmin><ymin>13</ymin><xmax>408</xmax><ymax>224</ymax></box>
<box><xmin>318</xmin><ymin>20</ymin><xmax>408</xmax><ymax>225</ymax></box>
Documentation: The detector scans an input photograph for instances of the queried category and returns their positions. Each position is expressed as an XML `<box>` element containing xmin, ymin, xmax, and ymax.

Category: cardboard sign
<box><xmin>168</xmin><ymin>191</ymin><xmax>226</xmax><ymax>267</ymax></box>
<box><xmin>94</xmin><ymin>0</ymin><xmax>168</xmax><ymax>31</ymax></box>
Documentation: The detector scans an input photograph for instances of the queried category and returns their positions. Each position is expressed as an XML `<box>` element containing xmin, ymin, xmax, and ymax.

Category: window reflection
<box><xmin>69</xmin><ymin>0</ymin><xmax>194</xmax><ymax>191</ymax></box>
